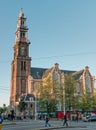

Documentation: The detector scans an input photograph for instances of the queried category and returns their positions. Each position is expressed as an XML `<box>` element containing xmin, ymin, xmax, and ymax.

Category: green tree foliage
<box><xmin>0</xmin><ymin>107</ymin><xmax>5</xmax><ymax>114</ymax></box>
<box><xmin>0</xmin><ymin>104</ymin><xmax>7</xmax><ymax>114</ymax></box>
<box><xmin>38</xmin><ymin>77</ymin><xmax>58</xmax><ymax>114</ymax></box>
<box><xmin>64</xmin><ymin>74</ymin><xmax>77</xmax><ymax>111</ymax></box>
<box><xmin>18</xmin><ymin>99</ymin><xmax>27</xmax><ymax>112</ymax></box>
<box><xmin>79</xmin><ymin>92</ymin><xmax>95</xmax><ymax>111</ymax></box>
<box><xmin>37</xmin><ymin>73</ymin><xmax>95</xmax><ymax>113</ymax></box>
<box><xmin>91</xmin><ymin>94</ymin><xmax>96</xmax><ymax>110</ymax></box>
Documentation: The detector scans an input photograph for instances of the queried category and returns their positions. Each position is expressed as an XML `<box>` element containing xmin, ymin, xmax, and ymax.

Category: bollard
<box><xmin>0</xmin><ymin>123</ymin><xmax>2</xmax><ymax>130</ymax></box>
<box><xmin>12</xmin><ymin>118</ymin><xmax>14</xmax><ymax>123</ymax></box>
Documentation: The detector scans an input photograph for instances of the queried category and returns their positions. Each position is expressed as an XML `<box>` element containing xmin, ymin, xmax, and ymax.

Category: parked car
<box><xmin>83</xmin><ymin>115</ymin><xmax>96</xmax><ymax>122</ymax></box>
<box><xmin>82</xmin><ymin>115</ymin><xmax>90</xmax><ymax>122</ymax></box>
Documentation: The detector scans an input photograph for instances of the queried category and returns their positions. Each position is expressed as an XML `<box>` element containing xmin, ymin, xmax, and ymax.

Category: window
<box><xmin>21</xmin><ymin>20</ymin><xmax>25</xmax><ymax>26</ymax></box>
<box><xmin>21</xmin><ymin>61</ymin><xmax>23</xmax><ymax>71</ymax></box>
<box><xmin>24</xmin><ymin>62</ymin><xmax>26</xmax><ymax>71</ymax></box>
<box><xmin>20</xmin><ymin>32</ymin><xmax>25</xmax><ymax>38</ymax></box>
<box><xmin>21</xmin><ymin>61</ymin><xmax>26</xmax><ymax>71</ymax></box>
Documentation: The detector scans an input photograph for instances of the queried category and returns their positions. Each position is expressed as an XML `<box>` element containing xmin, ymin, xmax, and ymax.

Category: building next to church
<box><xmin>10</xmin><ymin>11</ymin><xmax>95</xmax><ymax>116</ymax></box>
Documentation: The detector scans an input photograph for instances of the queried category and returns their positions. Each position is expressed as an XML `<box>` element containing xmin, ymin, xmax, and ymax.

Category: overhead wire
<box><xmin>32</xmin><ymin>51</ymin><xmax>96</xmax><ymax>60</ymax></box>
<box><xmin>0</xmin><ymin>51</ymin><xmax>96</xmax><ymax>62</ymax></box>
<box><xmin>0</xmin><ymin>51</ymin><xmax>96</xmax><ymax>94</ymax></box>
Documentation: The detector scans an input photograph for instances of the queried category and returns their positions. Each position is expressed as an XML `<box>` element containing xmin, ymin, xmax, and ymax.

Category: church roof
<box><xmin>72</xmin><ymin>69</ymin><xmax>84</xmax><ymax>79</ymax></box>
<box><xmin>31</xmin><ymin>67</ymin><xmax>47</xmax><ymax>79</ymax></box>
<box><xmin>61</xmin><ymin>69</ymin><xmax>76</xmax><ymax>75</ymax></box>
<box><xmin>31</xmin><ymin>67</ymin><xmax>81</xmax><ymax>79</ymax></box>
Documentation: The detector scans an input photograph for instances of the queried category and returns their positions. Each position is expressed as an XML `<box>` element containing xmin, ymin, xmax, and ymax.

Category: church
<box><xmin>10</xmin><ymin>11</ymin><xmax>95</xmax><ymax>111</ymax></box>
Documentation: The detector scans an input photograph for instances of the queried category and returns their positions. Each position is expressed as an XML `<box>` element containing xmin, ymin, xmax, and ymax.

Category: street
<box><xmin>2</xmin><ymin>119</ymin><xmax>96</xmax><ymax>130</ymax></box>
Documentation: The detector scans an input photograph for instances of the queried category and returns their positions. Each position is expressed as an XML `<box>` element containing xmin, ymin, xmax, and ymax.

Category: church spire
<box><xmin>10</xmin><ymin>11</ymin><xmax>31</xmax><ymax>106</ymax></box>
<box><xmin>15</xmin><ymin>10</ymin><xmax>29</xmax><ymax>44</ymax></box>
<box><xmin>19</xmin><ymin>8</ymin><xmax>25</xmax><ymax>18</ymax></box>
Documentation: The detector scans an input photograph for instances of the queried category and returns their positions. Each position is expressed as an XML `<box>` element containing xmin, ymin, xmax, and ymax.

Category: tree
<box><xmin>91</xmin><ymin>94</ymin><xmax>96</xmax><ymax>110</ymax></box>
<box><xmin>18</xmin><ymin>99</ymin><xmax>27</xmax><ymax>112</ymax></box>
<box><xmin>38</xmin><ymin>77</ymin><xmax>58</xmax><ymax>114</ymax></box>
<box><xmin>79</xmin><ymin>91</ymin><xmax>94</xmax><ymax>111</ymax></box>
<box><xmin>0</xmin><ymin>104</ymin><xmax>7</xmax><ymax>114</ymax></box>
<box><xmin>0</xmin><ymin>107</ymin><xmax>4</xmax><ymax>114</ymax></box>
<box><xmin>64</xmin><ymin>74</ymin><xmax>77</xmax><ymax>111</ymax></box>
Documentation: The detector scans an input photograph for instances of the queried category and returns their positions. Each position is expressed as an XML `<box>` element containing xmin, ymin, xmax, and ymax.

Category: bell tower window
<box><xmin>21</xmin><ymin>20</ymin><xmax>25</xmax><ymax>26</ymax></box>
<box><xmin>24</xmin><ymin>61</ymin><xmax>26</xmax><ymax>71</ymax></box>
<box><xmin>21</xmin><ymin>61</ymin><xmax>23</xmax><ymax>71</ymax></box>
<box><xmin>21</xmin><ymin>61</ymin><xmax>26</xmax><ymax>71</ymax></box>
<box><xmin>20</xmin><ymin>32</ymin><xmax>25</xmax><ymax>38</ymax></box>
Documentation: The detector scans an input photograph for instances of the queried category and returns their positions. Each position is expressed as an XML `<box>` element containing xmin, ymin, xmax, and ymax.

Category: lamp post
<box><xmin>34</xmin><ymin>92</ymin><xmax>37</xmax><ymax>120</ymax></box>
<box><xmin>62</xmin><ymin>73</ymin><xmax>65</xmax><ymax>115</ymax></box>
<box><xmin>63</xmin><ymin>84</ymin><xmax>65</xmax><ymax>115</ymax></box>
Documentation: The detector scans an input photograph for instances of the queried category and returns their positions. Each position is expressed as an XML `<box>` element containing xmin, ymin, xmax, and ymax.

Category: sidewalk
<box><xmin>2</xmin><ymin>121</ymin><xmax>16</xmax><ymax>125</ymax></box>
<box><xmin>27</xmin><ymin>123</ymin><xmax>87</xmax><ymax>130</ymax></box>
<box><xmin>2</xmin><ymin>119</ymin><xmax>87</xmax><ymax>130</ymax></box>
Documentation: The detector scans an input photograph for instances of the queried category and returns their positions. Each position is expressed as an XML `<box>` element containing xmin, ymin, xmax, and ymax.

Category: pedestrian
<box><xmin>38</xmin><ymin>114</ymin><xmax>42</xmax><ymax>123</ymax></box>
<box><xmin>39</xmin><ymin>114</ymin><xmax>42</xmax><ymax>120</ymax></box>
<box><xmin>21</xmin><ymin>112</ymin><xmax>24</xmax><ymax>120</ymax></box>
<box><xmin>63</xmin><ymin>114</ymin><xmax>68</xmax><ymax>127</ymax></box>
<box><xmin>45</xmin><ymin>115</ymin><xmax>51</xmax><ymax>127</ymax></box>
<box><xmin>76</xmin><ymin>112</ymin><xmax>79</xmax><ymax>122</ymax></box>
<box><xmin>0</xmin><ymin>114</ymin><xmax>3</xmax><ymax>130</ymax></box>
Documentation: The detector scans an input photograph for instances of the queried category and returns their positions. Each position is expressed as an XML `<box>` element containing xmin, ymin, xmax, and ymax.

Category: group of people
<box><xmin>38</xmin><ymin>113</ymin><xmax>69</xmax><ymax>127</ymax></box>
<box><xmin>44</xmin><ymin>114</ymin><xmax>69</xmax><ymax>127</ymax></box>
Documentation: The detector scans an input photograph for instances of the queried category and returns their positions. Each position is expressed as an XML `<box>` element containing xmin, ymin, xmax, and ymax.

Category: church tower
<box><xmin>10</xmin><ymin>11</ymin><xmax>31</xmax><ymax>106</ymax></box>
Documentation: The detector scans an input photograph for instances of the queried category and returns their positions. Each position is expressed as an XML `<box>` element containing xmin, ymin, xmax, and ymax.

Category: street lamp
<box><xmin>34</xmin><ymin>92</ymin><xmax>37</xmax><ymax>120</ymax></box>
<box><xmin>62</xmin><ymin>73</ymin><xmax>65</xmax><ymax>115</ymax></box>
<box><xmin>63</xmin><ymin>84</ymin><xmax>65</xmax><ymax>115</ymax></box>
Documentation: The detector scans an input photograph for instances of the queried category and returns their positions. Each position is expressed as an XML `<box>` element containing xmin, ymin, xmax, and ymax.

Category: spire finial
<box><xmin>21</xmin><ymin>8</ymin><xmax>23</xmax><ymax>13</ymax></box>
<box><xmin>19</xmin><ymin>8</ymin><xmax>24</xmax><ymax>17</ymax></box>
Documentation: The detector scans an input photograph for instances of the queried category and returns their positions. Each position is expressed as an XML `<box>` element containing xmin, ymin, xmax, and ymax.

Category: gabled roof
<box><xmin>20</xmin><ymin>93</ymin><xmax>35</xmax><ymax>101</ymax></box>
<box><xmin>72</xmin><ymin>69</ymin><xmax>84</xmax><ymax>79</ymax></box>
<box><xmin>31</xmin><ymin>67</ymin><xmax>77</xmax><ymax>79</ymax></box>
<box><xmin>61</xmin><ymin>69</ymin><xmax>76</xmax><ymax>75</ymax></box>
<box><xmin>31</xmin><ymin>67</ymin><xmax>47</xmax><ymax>79</ymax></box>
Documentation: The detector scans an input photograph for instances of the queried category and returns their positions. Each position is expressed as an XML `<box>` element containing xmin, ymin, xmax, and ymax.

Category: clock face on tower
<box><xmin>20</xmin><ymin>47</ymin><xmax>25</xmax><ymax>56</ymax></box>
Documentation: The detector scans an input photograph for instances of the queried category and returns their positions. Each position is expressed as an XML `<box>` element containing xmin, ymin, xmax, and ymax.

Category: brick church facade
<box><xmin>10</xmin><ymin>11</ymin><xmax>95</xmax><ymax>109</ymax></box>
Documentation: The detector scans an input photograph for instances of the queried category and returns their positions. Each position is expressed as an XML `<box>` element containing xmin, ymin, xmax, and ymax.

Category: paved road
<box><xmin>2</xmin><ymin>119</ymin><xmax>96</xmax><ymax>130</ymax></box>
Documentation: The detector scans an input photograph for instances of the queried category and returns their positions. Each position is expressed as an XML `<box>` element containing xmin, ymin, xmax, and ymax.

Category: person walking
<box><xmin>38</xmin><ymin>114</ymin><xmax>42</xmax><ymax>123</ymax></box>
<box><xmin>76</xmin><ymin>112</ymin><xmax>79</xmax><ymax>122</ymax></box>
<box><xmin>63</xmin><ymin>114</ymin><xmax>68</xmax><ymax>127</ymax></box>
<box><xmin>39</xmin><ymin>114</ymin><xmax>42</xmax><ymax>120</ymax></box>
<box><xmin>0</xmin><ymin>114</ymin><xmax>3</xmax><ymax>130</ymax></box>
<box><xmin>45</xmin><ymin>115</ymin><xmax>51</xmax><ymax>127</ymax></box>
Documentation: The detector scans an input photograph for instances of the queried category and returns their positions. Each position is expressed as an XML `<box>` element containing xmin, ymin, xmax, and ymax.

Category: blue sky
<box><xmin>0</xmin><ymin>0</ymin><xmax>96</xmax><ymax>106</ymax></box>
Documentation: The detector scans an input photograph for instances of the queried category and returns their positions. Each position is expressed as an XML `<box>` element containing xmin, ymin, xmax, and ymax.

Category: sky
<box><xmin>0</xmin><ymin>0</ymin><xmax>96</xmax><ymax>107</ymax></box>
